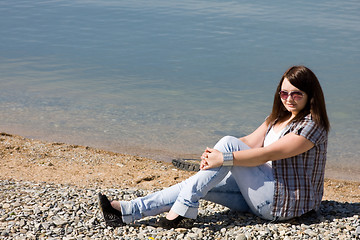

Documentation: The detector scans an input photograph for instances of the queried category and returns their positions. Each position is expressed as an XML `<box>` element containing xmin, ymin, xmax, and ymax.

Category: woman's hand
<box><xmin>200</xmin><ymin>148</ymin><xmax>211</xmax><ymax>169</ymax></box>
<box><xmin>200</xmin><ymin>147</ymin><xmax>223</xmax><ymax>170</ymax></box>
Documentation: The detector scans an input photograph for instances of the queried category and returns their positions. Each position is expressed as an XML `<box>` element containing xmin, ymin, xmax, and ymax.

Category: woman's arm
<box><xmin>200</xmin><ymin>121</ymin><xmax>268</xmax><ymax>168</ymax></box>
<box><xmin>201</xmin><ymin>132</ymin><xmax>314</xmax><ymax>170</ymax></box>
<box><xmin>239</xmin><ymin>121</ymin><xmax>268</xmax><ymax>148</ymax></box>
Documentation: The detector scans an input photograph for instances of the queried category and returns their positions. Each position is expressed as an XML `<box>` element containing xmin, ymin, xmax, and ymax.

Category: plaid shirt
<box><xmin>269</xmin><ymin>114</ymin><xmax>328</xmax><ymax>218</ymax></box>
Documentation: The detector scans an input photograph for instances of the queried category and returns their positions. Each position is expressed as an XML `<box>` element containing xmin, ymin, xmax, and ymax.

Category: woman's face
<box><xmin>280</xmin><ymin>78</ymin><xmax>308</xmax><ymax>116</ymax></box>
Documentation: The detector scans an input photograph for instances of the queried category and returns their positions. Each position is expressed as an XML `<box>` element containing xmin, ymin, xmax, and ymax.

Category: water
<box><xmin>1</xmin><ymin>0</ymin><xmax>359</xmax><ymax>181</ymax></box>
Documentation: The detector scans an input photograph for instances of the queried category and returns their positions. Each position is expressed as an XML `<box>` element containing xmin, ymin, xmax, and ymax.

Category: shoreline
<box><xmin>0</xmin><ymin>131</ymin><xmax>359</xmax><ymax>203</ymax></box>
<box><xmin>2</xmin><ymin>125</ymin><xmax>359</xmax><ymax>183</ymax></box>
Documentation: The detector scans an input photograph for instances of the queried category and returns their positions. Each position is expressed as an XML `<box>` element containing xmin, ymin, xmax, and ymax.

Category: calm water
<box><xmin>1</xmin><ymin>0</ymin><xmax>359</xmax><ymax>181</ymax></box>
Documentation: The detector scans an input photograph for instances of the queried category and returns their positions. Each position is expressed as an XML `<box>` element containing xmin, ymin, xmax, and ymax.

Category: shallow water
<box><xmin>0</xmin><ymin>0</ymin><xmax>359</xmax><ymax>181</ymax></box>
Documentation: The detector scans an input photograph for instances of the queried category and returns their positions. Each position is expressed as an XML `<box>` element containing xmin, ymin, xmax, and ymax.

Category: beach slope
<box><xmin>0</xmin><ymin>132</ymin><xmax>359</xmax><ymax>239</ymax></box>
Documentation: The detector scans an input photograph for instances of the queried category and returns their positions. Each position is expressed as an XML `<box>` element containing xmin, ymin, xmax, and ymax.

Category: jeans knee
<box><xmin>214</xmin><ymin>136</ymin><xmax>238</xmax><ymax>152</ymax></box>
<box><xmin>220</xmin><ymin>135</ymin><xmax>236</xmax><ymax>143</ymax></box>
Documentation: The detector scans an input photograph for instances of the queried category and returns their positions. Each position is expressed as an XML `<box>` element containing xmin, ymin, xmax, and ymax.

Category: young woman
<box><xmin>99</xmin><ymin>65</ymin><xmax>330</xmax><ymax>228</ymax></box>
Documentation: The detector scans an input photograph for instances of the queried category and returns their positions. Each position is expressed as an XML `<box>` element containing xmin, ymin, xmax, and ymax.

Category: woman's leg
<box><xmin>231</xmin><ymin>164</ymin><xmax>275</xmax><ymax>220</ymax></box>
<box><xmin>120</xmin><ymin>136</ymin><xmax>274</xmax><ymax>223</ymax></box>
<box><xmin>201</xmin><ymin>135</ymin><xmax>251</xmax><ymax>211</ymax></box>
<box><xmin>120</xmin><ymin>166</ymin><xmax>231</xmax><ymax>224</ymax></box>
<box><xmin>203</xmin><ymin>165</ymin><xmax>275</xmax><ymax>220</ymax></box>
<box><xmin>204</xmin><ymin>136</ymin><xmax>275</xmax><ymax>220</ymax></box>
<box><xmin>120</xmin><ymin>183</ymin><xmax>180</xmax><ymax>224</ymax></box>
<box><xmin>120</xmin><ymin>136</ymin><xmax>248</xmax><ymax>223</ymax></box>
<box><xmin>202</xmin><ymin>172</ymin><xmax>250</xmax><ymax>212</ymax></box>
<box><xmin>169</xmin><ymin>136</ymin><xmax>253</xmax><ymax>218</ymax></box>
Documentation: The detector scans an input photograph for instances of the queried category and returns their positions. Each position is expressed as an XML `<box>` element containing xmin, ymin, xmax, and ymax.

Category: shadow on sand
<box><xmin>137</xmin><ymin>200</ymin><xmax>359</xmax><ymax>231</ymax></box>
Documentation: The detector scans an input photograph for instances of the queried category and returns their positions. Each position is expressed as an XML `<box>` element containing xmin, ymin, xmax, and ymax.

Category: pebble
<box><xmin>0</xmin><ymin>179</ymin><xmax>359</xmax><ymax>240</ymax></box>
<box><xmin>356</xmin><ymin>226</ymin><xmax>360</xmax><ymax>236</ymax></box>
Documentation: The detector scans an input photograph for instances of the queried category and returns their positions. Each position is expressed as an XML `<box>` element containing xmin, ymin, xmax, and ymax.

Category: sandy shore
<box><xmin>0</xmin><ymin>132</ymin><xmax>359</xmax><ymax>203</ymax></box>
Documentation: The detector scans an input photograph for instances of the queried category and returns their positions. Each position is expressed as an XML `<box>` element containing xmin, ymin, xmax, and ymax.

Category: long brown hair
<box><xmin>266</xmin><ymin>66</ymin><xmax>330</xmax><ymax>132</ymax></box>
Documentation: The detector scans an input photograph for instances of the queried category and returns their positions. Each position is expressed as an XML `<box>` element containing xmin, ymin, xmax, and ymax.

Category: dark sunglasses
<box><xmin>279</xmin><ymin>90</ymin><xmax>304</xmax><ymax>101</ymax></box>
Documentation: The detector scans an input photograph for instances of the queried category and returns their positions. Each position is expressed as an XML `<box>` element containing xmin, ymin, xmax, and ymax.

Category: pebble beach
<box><xmin>1</xmin><ymin>132</ymin><xmax>359</xmax><ymax>239</ymax></box>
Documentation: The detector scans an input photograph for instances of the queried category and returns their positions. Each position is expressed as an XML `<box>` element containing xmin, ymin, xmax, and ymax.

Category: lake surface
<box><xmin>1</xmin><ymin>0</ymin><xmax>359</xmax><ymax>181</ymax></box>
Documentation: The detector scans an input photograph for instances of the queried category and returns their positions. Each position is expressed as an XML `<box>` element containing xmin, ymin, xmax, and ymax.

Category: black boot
<box><xmin>157</xmin><ymin>215</ymin><xmax>185</xmax><ymax>229</ymax></box>
<box><xmin>98</xmin><ymin>193</ymin><xmax>123</xmax><ymax>227</ymax></box>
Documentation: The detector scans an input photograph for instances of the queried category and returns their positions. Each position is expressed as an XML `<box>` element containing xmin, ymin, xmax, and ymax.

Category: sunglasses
<box><xmin>279</xmin><ymin>90</ymin><xmax>304</xmax><ymax>101</ymax></box>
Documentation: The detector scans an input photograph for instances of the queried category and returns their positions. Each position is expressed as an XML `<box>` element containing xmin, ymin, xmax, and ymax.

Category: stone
<box><xmin>1</xmin><ymin>179</ymin><xmax>359</xmax><ymax>240</ymax></box>
<box><xmin>236</xmin><ymin>234</ymin><xmax>247</xmax><ymax>240</ymax></box>
<box><xmin>41</xmin><ymin>222</ymin><xmax>50</xmax><ymax>229</ymax></box>
<box><xmin>355</xmin><ymin>226</ymin><xmax>360</xmax><ymax>236</ymax></box>
<box><xmin>175</xmin><ymin>228</ymin><xmax>187</xmax><ymax>233</ymax></box>
<box><xmin>19</xmin><ymin>219</ymin><xmax>26</xmax><ymax>227</ymax></box>
<box><xmin>186</xmin><ymin>232</ymin><xmax>199</xmax><ymax>239</ymax></box>
<box><xmin>2</xmin><ymin>203</ymin><xmax>11</xmax><ymax>209</ymax></box>
<box><xmin>304</xmin><ymin>229</ymin><xmax>317</xmax><ymax>236</ymax></box>
<box><xmin>53</xmin><ymin>219</ymin><xmax>68</xmax><ymax>226</ymax></box>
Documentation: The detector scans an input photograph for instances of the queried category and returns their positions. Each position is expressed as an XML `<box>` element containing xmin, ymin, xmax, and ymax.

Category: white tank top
<box><xmin>264</xmin><ymin>127</ymin><xmax>284</xmax><ymax>147</ymax></box>
<box><xmin>263</xmin><ymin>126</ymin><xmax>286</xmax><ymax>166</ymax></box>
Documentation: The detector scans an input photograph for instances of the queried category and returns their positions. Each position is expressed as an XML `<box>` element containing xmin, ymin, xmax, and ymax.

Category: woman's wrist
<box><xmin>222</xmin><ymin>152</ymin><xmax>233</xmax><ymax>166</ymax></box>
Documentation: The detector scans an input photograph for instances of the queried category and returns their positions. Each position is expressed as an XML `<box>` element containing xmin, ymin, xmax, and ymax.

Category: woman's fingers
<box><xmin>201</xmin><ymin>147</ymin><xmax>212</xmax><ymax>159</ymax></box>
<box><xmin>200</xmin><ymin>159</ymin><xmax>208</xmax><ymax>170</ymax></box>
<box><xmin>200</xmin><ymin>147</ymin><xmax>217</xmax><ymax>170</ymax></box>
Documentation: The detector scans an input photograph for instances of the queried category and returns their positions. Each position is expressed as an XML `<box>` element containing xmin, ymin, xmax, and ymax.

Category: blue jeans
<box><xmin>120</xmin><ymin>136</ymin><xmax>276</xmax><ymax>223</ymax></box>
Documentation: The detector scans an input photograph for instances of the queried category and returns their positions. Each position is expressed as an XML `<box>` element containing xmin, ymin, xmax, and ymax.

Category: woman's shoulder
<box><xmin>301</xmin><ymin>113</ymin><xmax>313</xmax><ymax>122</ymax></box>
<box><xmin>295</xmin><ymin>113</ymin><xmax>317</xmax><ymax>127</ymax></box>
<box><xmin>291</xmin><ymin>113</ymin><xmax>328</xmax><ymax>143</ymax></box>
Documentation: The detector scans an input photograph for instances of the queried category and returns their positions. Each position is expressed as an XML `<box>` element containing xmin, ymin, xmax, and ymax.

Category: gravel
<box><xmin>1</xmin><ymin>179</ymin><xmax>359</xmax><ymax>240</ymax></box>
